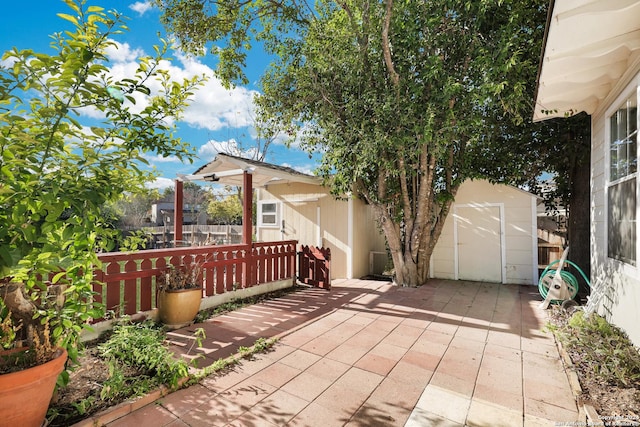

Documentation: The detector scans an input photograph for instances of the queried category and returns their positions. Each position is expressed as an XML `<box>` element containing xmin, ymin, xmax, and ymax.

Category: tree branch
<box><xmin>381</xmin><ymin>0</ymin><xmax>399</xmax><ymax>87</ymax></box>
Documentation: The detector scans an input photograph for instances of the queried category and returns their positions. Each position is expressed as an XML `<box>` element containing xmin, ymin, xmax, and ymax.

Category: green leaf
<box><xmin>51</xmin><ymin>271</ymin><xmax>67</xmax><ymax>284</ymax></box>
<box><xmin>56</xmin><ymin>13</ymin><xmax>79</xmax><ymax>25</ymax></box>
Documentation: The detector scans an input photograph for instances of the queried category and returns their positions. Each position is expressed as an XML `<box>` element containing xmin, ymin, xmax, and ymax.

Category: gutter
<box><xmin>533</xmin><ymin>0</ymin><xmax>556</xmax><ymax>121</ymax></box>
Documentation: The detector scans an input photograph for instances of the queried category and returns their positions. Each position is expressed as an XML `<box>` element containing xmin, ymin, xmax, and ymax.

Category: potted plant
<box><xmin>0</xmin><ymin>301</ymin><xmax>68</xmax><ymax>427</ymax></box>
<box><xmin>156</xmin><ymin>259</ymin><xmax>204</xmax><ymax>328</ymax></box>
<box><xmin>0</xmin><ymin>2</ymin><xmax>203</xmax><ymax>425</ymax></box>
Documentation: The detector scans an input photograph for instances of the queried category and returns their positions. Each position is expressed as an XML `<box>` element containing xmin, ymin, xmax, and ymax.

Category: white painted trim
<box><xmin>282</xmin><ymin>197</ymin><xmax>319</xmax><ymax>203</ymax></box>
<box><xmin>500</xmin><ymin>203</ymin><xmax>506</xmax><ymax>284</ymax></box>
<box><xmin>347</xmin><ymin>198</ymin><xmax>354</xmax><ymax>279</ymax></box>
<box><xmin>316</xmin><ymin>206</ymin><xmax>322</xmax><ymax>247</ymax></box>
<box><xmin>603</xmin><ymin>78</ymin><xmax>640</xmax><ymax>279</ymax></box>
<box><xmin>453</xmin><ymin>203</ymin><xmax>506</xmax><ymax>283</ymax></box>
<box><xmin>257</xmin><ymin>200</ymin><xmax>281</xmax><ymax>228</ymax></box>
<box><xmin>531</xmin><ymin>195</ymin><xmax>539</xmax><ymax>286</ymax></box>
<box><xmin>453</xmin><ymin>208</ymin><xmax>459</xmax><ymax>280</ymax></box>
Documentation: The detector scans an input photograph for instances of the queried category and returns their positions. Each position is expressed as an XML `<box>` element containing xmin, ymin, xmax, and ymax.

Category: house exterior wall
<box><xmin>430</xmin><ymin>179</ymin><xmax>538</xmax><ymax>285</ymax></box>
<box><xmin>256</xmin><ymin>183</ymin><xmax>385</xmax><ymax>279</ymax></box>
<box><xmin>590</xmin><ymin>69</ymin><xmax>640</xmax><ymax>346</ymax></box>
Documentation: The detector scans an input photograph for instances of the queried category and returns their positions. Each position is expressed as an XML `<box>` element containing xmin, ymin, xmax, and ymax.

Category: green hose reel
<box><xmin>538</xmin><ymin>259</ymin><xmax>591</xmax><ymax>304</ymax></box>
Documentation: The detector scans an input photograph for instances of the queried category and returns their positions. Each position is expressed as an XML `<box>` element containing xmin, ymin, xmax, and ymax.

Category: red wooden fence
<box><xmin>297</xmin><ymin>245</ymin><xmax>331</xmax><ymax>290</ymax></box>
<box><xmin>92</xmin><ymin>241</ymin><xmax>297</xmax><ymax>322</ymax></box>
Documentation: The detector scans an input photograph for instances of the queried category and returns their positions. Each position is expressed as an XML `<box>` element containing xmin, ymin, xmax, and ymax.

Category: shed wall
<box><xmin>351</xmin><ymin>198</ymin><xmax>387</xmax><ymax>278</ymax></box>
<box><xmin>430</xmin><ymin>179</ymin><xmax>537</xmax><ymax>285</ymax></box>
<box><xmin>256</xmin><ymin>183</ymin><xmax>384</xmax><ymax>279</ymax></box>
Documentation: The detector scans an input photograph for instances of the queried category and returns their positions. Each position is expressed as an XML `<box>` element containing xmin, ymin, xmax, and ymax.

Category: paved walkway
<box><xmin>103</xmin><ymin>279</ymin><xmax>579</xmax><ymax>427</ymax></box>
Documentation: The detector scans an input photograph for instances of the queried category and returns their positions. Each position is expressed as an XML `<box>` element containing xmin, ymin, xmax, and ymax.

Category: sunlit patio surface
<box><xmin>79</xmin><ymin>278</ymin><xmax>579</xmax><ymax>427</ymax></box>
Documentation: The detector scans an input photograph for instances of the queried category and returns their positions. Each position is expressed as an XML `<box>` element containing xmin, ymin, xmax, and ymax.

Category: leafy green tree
<box><xmin>0</xmin><ymin>0</ymin><xmax>204</xmax><ymax>367</ymax></box>
<box><xmin>207</xmin><ymin>194</ymin><xmax>243</xmax><ymax>225</ymax></box>
<box><xmin>155</xmin><ymin>0</ymin><xmax>547</xmax><ymax>286</ymax></box>
<box><xmin>108</xmin><ymin>190</ymin><xmax>160</xmax><ymax>228</ymax></box>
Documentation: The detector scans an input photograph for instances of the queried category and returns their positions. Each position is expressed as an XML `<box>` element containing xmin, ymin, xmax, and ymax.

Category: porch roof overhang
<box><xmin>183</xmin><ymin>153</ymin><xmax>322</xmax><ymax>187</ymax></box>
<box><xmin>533</xmin><ymin>0</ymin><xmax>640</xmax><ymax>122</ymax></box>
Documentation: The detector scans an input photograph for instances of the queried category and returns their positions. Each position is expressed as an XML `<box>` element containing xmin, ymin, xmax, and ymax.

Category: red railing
<box><xmin>298</xmin><ymin>245</ymin><xmax>331</xmax><ymax>290</ymax></box>
<box><xmin>92</xmin><ymin>241</ymin><xmax>297</xmax><ymax>322</ymax></box>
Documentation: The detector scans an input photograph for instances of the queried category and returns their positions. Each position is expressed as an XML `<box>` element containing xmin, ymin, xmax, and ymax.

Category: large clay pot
<box><xmin>0</xmin><ymin>347</ymin><xmax>67</xmax><ymax>427</ymax></box>
<box><xmin>157</xmin><ymin>288</ymin><xmax>202</xmax><ymax>328</ymax></box>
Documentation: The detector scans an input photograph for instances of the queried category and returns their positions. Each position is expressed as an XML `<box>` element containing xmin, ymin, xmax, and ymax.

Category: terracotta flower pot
<box><xmin>157</xmin><ymin>288</ymin><xmax>202</xmax><ymax>328</ymax></box>
<box><xmin>0</xmin><ymin>347</ymin><xmax>67</xmax><ymax>427</ymax></box>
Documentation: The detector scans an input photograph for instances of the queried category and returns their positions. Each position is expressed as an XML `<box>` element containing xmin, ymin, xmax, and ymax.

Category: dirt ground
<box><xmin>549</xmin><ymin>307</ymin><xmax>640</xmax><ymax>424</ymax></box>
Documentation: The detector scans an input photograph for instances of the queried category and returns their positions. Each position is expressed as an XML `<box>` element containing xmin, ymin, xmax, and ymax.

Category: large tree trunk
<box><xmin>373</xmin><ymin>195</ymin><xmax>454</xmax><ymax>287</ymax></box>
<box><xmin>568</xmin><ymin>144</ymin><xmax>591</xmax><ymax>302</ymax></box>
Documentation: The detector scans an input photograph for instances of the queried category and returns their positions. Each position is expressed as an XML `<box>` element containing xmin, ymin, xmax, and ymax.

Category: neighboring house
<box><xmin>535</xmin><ymin>0</ymin><xmax>640</xmax><ymax>344</ymax></box>
<box><xmin>430</xmin><ymin>179</ymin><xmax>539</xmax><ymax>285</ymax></box>
<box><xmin>150</xmin><ymin>202</ymin><xmax>207</xmax><ymax>226</ymax></box>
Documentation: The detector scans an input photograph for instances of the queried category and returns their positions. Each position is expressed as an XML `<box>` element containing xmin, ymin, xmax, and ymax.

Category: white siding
<box><xmin>590</xmin><ymin>70</ymin><xmax>640</xmax><ymax>346</ymax></box>
<box><xmin>256</xmin><ymin>183</ymin><xmax>385</xmax><ymax>279</ymax></box>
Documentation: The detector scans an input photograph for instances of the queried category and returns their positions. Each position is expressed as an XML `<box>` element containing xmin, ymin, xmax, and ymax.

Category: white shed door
<box><xmin>456</xmin><ymin>205</ymin><xmax>503</xmax><ymax>283</ymax></box>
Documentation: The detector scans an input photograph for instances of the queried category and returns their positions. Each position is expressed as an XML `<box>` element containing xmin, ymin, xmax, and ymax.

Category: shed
<box><xmin>256</xmin><ymin>182</ymin><xmax>387</xmax><ymax>280</ymax></box>
<box><xmin>430</xmin><ymin>179</ymin><xmax>539</xmax><ymax>285</ymax></box>
<box><xmin>189</xmin><ymin>153</ymin><xmax>387</xmax><ymax>279</ymax></box>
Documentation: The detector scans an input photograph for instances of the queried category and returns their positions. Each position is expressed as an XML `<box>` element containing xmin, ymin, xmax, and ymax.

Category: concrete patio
<box><xmin>94</xmin><ymin>278</ymin><xmax>579</xmax><ymax>426</ymax></box>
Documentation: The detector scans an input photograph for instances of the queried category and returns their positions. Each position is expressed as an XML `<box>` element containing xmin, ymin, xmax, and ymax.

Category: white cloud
<box><xmin>69</xmin><ymin>39</ymin><xmax>260</xmax><ymax>151</ymax></box>
<box><xmin>95</xmin><ymin>47</ymin><xmax>258</xmax><ymax>131</ymax></box>
<box><xmin>175</xmin><ymin>54</ymin><xmax>258</xmax><ymax>131</ymax></box>
<box><xmin>143</xmin><ymin>154</ymin><xmax>181</xmax><ymax>163</ymax></box>
<box><xmin>0</xmin><ymin>56</ymin><xmax>16</xmax><ymax>68</ymax></box>
<box><xmin>129</xmin><ymin>1</ymin><xmax>153</xmax><ymax>16</ymax></box>
<box><xmin>105</xmin><ymin>40</ymin><xmax>144</xmax><ymax>63</ymax></box>
<box><xmin>147</xmin><ymin>177</ymin><xmax>175</xmax><ymax>190</ymax></box>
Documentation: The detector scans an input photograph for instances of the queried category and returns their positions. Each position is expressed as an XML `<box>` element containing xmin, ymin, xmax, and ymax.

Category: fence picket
<box><xmin>92</xmin><ymin>241</ymin><xmax>297</xmax><ymax>322</ymax></box>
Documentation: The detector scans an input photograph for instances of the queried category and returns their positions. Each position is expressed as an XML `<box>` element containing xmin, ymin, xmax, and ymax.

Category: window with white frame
<box><xmin>608</xmin><ymin>93</ymin><xmax>638</xmax><ymax>266</ymax></box>
<box><xmin>258</xmin><ymin>201</ymin><xmax>280</xmax><ymax>227</ymax></box>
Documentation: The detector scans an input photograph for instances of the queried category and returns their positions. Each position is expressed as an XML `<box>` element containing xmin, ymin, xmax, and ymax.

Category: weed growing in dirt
<box><xmin>549</xmin><ymin>308</ymin><xmax>640</xmax><ymax>418</ymax></box>
<box><xmin>99</xmin><ymin>321</ymin><xmax>196</xmax><ymax>393</ymax></box>
<box><xmin>556</xmin><ymin>311</ymin><xmax>640</xmax><ymax>388</ymax></box>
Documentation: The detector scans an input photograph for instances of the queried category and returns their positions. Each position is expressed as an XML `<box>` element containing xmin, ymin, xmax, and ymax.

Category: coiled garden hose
<box><xmin>538</xmin><ymin>259</ymin><xmax>591</xmax><ymax>304</ymax></box>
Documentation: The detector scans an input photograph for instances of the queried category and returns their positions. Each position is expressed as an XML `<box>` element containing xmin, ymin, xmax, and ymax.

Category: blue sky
<box><xmin>0</xmin><ymin>0</ymin><xmax>320</xmax><ymax>190</ymax></box>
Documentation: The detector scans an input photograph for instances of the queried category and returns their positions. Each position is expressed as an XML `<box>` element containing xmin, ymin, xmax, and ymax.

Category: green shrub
<box><xmin>99</xmin><ymin>321</ymin><xmax>190</xmax><ymax>391</ymax></box>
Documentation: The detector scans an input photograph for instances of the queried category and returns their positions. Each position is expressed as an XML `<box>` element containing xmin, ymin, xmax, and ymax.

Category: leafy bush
<box><xmin>98</xmin><ymin>322</ymin><xmax>191</xmax><ymax>392</ymax></box>
<box><xmin>0</xmin><ymin>0</ymin><xmax>203</xmax><ymax>374</ymax></box>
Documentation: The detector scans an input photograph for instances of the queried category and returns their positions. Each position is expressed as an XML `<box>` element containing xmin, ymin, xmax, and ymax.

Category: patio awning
<box><xmin>173</xmin><ymin>153</ymin><xmax>321</xmax><ymax>246</ymax></box>
<box><xmin>533</xmin><ymin>0</ymin><xmax>640</xmax><ymax>122</ymax></box>
<box><xmin>184</xmin><ymin>153</ymin><xmax>321</xmax><ymax>187</ymax></box>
